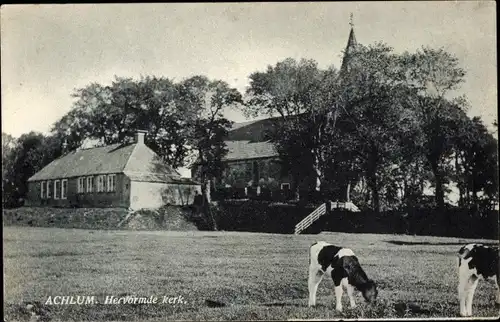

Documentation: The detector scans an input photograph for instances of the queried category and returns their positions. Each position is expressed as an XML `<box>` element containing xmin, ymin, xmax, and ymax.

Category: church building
<box><xmin>211</xmin><ymin>24</ymin><xmax>359</xmax><ymax>199</ymax></box>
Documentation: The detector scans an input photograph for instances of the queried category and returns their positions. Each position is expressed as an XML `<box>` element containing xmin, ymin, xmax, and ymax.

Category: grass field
<box><xmin>3</xmin><ymin>226</ymin><xmax>499</xmax><ymax>321</ymax></box>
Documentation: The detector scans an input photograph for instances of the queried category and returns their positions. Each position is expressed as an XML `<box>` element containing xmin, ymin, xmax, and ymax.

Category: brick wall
<box><xmin>26</xmin><ymin>173</ymin><xmax>130</xmax><ymax>208</ymax></box>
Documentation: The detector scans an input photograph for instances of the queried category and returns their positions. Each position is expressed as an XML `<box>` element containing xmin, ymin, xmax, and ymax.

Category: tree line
<box><xmin>245</xmin><ymin>43</ymin><xmax>498</xmax><ymax>212</ymax></box>
<box><xmin>3</xmin><ymin>42</ymin><xmax>498</xmax><ymax>216</ymax></box>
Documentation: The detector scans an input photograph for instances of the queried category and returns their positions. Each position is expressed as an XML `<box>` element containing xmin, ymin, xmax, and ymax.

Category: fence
<box><xmin>294</xmin><ymin>203</ymin><xmax>326</xmax><ymax>234</ymax></box>
<box><xmin>212</xmin><ymin>187</ymin><xmax>338</xmax><ymax>203</ymax></box>
<box><xmin>212</xmin><ymin>187</ymin><xmax>296</xmax><ymax>202</ymax></box>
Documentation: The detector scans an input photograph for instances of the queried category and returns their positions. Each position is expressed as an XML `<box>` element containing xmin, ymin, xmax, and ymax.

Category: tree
<box><xmin>337</xmin><ymin>43</ymin><xmax>421</xmax><ymax>212</ymax></box>
<box><xmin>2</xmin><ymin>133</ymin><xmax>17</xmax><ymax>207</ymax></box>
<box><xmin>2</xmin><ymin>133</ymin><xmax>16</xmax><ymax>159</ymax></box>
<box><xmin>401</xmin><ymin>47</ymin><xmax>467</xmax><ymax>209</ymax></box>
<box><xmin>245</xmin><ymin>58</ymin><xmax>340</xmax><ymax>198</ymax></box>
<box><xmin>52</xmin><ymin>76</ymin><xmax>192</xmax><ymax>168</ymax></box>
<box><xmin>2</xmin><ymin>132</ymin><xmax>61</xmax><ymax>208</ymax></box>
<box><xmin>273</xmin><ymin>120</ymin><xmax>315</xmax><ymax>200</ymax></box>
<box><xmin>321</xmin><ymin>118</ymin><xmax>364</xmax><ymax>203</ymax></box>
<box><xmin>455</xmin><ymin>116</ymin><xmax>498</xmax><ymax>208</ymax></box>
<box><xmin>179</xmin><ymin>76</ymin><xmax>242</xmax><ymax>230</ymax></box>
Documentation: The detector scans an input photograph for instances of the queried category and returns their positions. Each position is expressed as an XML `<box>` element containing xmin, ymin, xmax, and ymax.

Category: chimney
<box><xmin>134</xmin><ymin>130</ymin><xmax>147</xmax><ymax>144</ymax></box>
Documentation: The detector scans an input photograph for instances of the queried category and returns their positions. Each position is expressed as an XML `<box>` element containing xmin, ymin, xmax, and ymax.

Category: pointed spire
<box><xmin>346</xmin><ymin>13</ymin><xmax>357</xmax><ymax>53</ymax></box>
<box><xmin>341</xmin><ymin>13</ymin><xmax>358</xmax><ymax>74</ymax></box>
<box><xmin>345</xmin><ymin>28</ymin><xmax>357</xmax><ymax>53</ymax></box>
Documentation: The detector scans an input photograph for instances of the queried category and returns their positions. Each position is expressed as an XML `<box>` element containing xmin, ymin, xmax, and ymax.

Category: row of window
<box><xmin>39</xmin><ymin>174</ymin><xmax>117</xmax><ymax>200</ymax></box>
<box><xmin>40</xmin><ymin>179</ymin><xmax>68</xmax><ymax>200</ymax></box>
<box><xmin>76</xmin><ymin>174</ymin><xmax>116</xmax><ymax>193</ymax></box>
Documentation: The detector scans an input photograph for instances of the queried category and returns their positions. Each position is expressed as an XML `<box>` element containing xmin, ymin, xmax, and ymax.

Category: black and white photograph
<box><xmin>2</xmin><ymin>2</ymin><xmax>498</xmax><ymax>321</ymax></box>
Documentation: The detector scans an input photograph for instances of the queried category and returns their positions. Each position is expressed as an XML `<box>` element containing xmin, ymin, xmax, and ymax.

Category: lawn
<box><xmin>3</xmin><ymin>226</ymin><xmax>499</xmax><ymax>321</ymax></box>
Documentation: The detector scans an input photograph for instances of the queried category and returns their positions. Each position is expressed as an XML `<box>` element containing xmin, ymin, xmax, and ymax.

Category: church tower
<box><xmin>340</xmin><ymin>14</ymin><xmax>358</xmax><ymax>75</ymax></box>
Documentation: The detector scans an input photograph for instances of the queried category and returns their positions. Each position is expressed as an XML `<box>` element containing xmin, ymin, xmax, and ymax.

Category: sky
<box><xmin>1</xmin><ymin>2</ymin><xmax>497</xmax><ymax>139</ymax></box>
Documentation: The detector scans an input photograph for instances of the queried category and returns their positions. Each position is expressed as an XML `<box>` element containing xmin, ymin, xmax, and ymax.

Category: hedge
<box><xmin>213</xmin><ymin>200</ymin><xmax>499</xmax><ymax>239</ymax></box>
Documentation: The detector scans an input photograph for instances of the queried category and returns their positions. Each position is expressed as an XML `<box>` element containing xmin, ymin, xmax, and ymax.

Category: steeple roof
<box><xmin>340</xmin><ymin>18</ymin><xmax>359</xmax><ymax>74</ymax></box>
<box><xmin>345</xmin><ymin>27</ymin><xmax>357</xmax><ymax>54</ymax></box>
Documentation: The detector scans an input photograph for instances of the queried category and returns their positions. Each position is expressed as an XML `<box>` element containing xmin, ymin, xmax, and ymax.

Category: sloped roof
<box><xmin>224</xmin><ymin>140</ymin><xmax>278</xmax><ymax>161</ymax></box>
<box><xmin>123</xmin><ymin>143</ymin><xmax>181</xmax><ymax>183</ymax></box>
<box><xmin>224</xmin><ymin>116</ymin><xmax>287</xmax><ymax>161</ymax></box>
<box><xmin>28</xmin><ymin>141</ymin><xmax>185</xmax><ymax>184</ymax></box>
<box><xmin>224</xmin><ymin>115</ymin><xmax>303</xmax><ymax>161</ymax></box>
<box><xmin>230</xmin><ymin>119</ymin><xmax>262</xmax><ymax>131</ymax></box>
<box><xmin>228</xmin><ymin>117</ymin><xmax>282</xmax><ymax>142</ymax></box>
<box><xmin>28</xmin><ymin>143</ymin><xmax>135</xmax><ymax>181</ymax></box>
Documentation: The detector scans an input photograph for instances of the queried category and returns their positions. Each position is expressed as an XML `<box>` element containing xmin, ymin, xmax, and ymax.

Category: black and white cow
<box><xmin>457</xmin><ymin>243</ymin><xmax>500</xmax><ymax>317</ymax></box>
<box><xmin>308</xmin><ymin>241</ymin><xmax>378</xmax><ymax>311</ymax></box>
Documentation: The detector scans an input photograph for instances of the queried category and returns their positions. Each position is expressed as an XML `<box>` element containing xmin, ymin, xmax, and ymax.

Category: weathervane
<box><xmin>349</xmin><ymin>13</ymin><xmax>354</xmax><ymax>28</ymax></box>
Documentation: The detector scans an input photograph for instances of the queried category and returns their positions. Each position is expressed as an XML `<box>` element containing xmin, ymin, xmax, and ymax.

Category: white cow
<box><xmin>308</xmin><ymin>241</ymin><xmax>378</xmax><ymax>311</ymax></box>
<box><xmin>457</xmin><ymin>243</ymin><xmax>500</xmax><ymax>317</ymax></box>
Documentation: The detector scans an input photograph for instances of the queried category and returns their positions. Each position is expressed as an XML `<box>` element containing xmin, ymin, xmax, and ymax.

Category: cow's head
<box><xmin>458</xmin><ymin>244</ymin><xmax>477</xmax><ymax>260</ymax></box>
<box><xmin>360</xmin><ymin>280</ymin><xmax>378</xmax><ymax>303</ymax></box>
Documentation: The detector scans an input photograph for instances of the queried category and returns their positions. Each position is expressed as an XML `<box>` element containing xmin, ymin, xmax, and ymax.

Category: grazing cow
<box><xmin>457</xmin><ymin>243</ymin><xmax>500</xmax><ymax>317</ymax></box>
<box><xmin>308</xmin><ymin>241</ymin><xmax>378</xmax><ymax>311</ymax></box>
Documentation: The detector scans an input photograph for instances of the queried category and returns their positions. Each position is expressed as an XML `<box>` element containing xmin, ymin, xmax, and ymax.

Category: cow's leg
<box><xmin>342</xmin><ymin>278</ymin><xmax>356</xmax><ymax>309</ymax></box>
<box><xmin>458</xmin><ymin>259</ymin><xmax>472</xmax><ymax>317</ymax></box>
<box><xmin>334</xmin><ymin>283</ymin><xmax>344</xmax><ymax>312</ymax></box>
<box><xmin>332</xmin><ymin>273</ymin><xmax>344</xmax><ymax>312</ymax></box>
<box><xmin>458</xmin><ymin>272</ymin><xmax>468</xmax><ymax>316</ymax></box>
<box><xmin>308</xmin><ymin>266</ymin><xmax>324</xmax><ymax>307</ymax></box>
<box><xmin>464</xmin><ymin>275</ymin><xmax>479</xmax><ymax>317</ymax></box>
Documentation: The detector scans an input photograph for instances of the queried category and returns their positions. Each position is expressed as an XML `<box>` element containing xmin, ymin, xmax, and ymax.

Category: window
<box><xmin>61</xmin><ymin>179</ymin><xmax>68</xmax><ymax>199</ymax></box>
<box><xmin>97</xmin><ymin>175</ymin><xmax>105</xmax><ymax>192</ymax></box>
<box><xmin>86</xmin><ymin>176</ymin><xmax>94</xmax><ymax>193</ymax></box>
<box><xmin>280</xmin><ymin>183</ymin><xmax>290</xmax><ymax>190</ymax></box>
<box><xmin>54</xmin><ymin>180</ymin><xmax>60</xmax><ymax>199</ymax></box>
<box><xmin>78</xmin><ymin>177</ymin><xmax>85</xmax><ymax>193</ymax></box>
<box><xmin>41</xmin><ymin>181</ymin><xmax>45</xmax><ymax>199</ymax></box>
<box><xmin>46</xmin><ymin>181</ymin><xmax>52</xmax><ymax>199</ymax></box>
<box><xmin>107</xmin><ymin>174</ymin><xmax>116</xmax><ymax>192</ymax></box>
